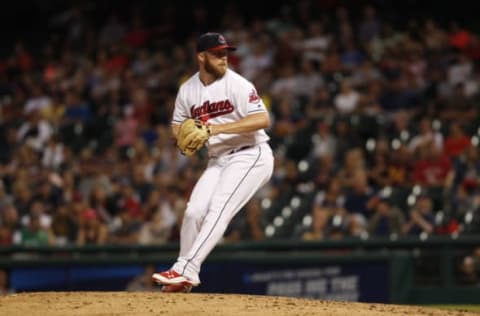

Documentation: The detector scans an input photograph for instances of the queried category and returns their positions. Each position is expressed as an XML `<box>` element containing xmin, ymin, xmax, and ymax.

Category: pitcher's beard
<box><xmin>205</xmin><ymin>60</ymin><xmax>226</xmax><ymax>79</ymax></box>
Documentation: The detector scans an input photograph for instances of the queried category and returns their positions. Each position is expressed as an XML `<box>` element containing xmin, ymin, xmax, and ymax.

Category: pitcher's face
<box><xmin>204</xmin><ymin>49</ymin><xmax>228</xmax><ymax>78</ymax></box>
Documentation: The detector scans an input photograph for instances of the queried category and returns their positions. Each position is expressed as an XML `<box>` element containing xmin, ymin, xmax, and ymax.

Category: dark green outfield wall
<box><xmin>0</xmin><ymin>236</ymin><xmax>479</xmax><ymax>303</ymax></box>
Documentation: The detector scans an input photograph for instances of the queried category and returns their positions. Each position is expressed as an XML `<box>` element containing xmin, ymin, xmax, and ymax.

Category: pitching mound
<box><xmin>0</xmin><ymin>292</ymin><xmax>478</xmax><ymax>316</ymax></box>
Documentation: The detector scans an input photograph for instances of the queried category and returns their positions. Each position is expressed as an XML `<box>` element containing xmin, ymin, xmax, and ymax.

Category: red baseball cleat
<box><xmin>152</xmin><ymin>270</ymin><xmax>199</xmax><ymax>287</ymax></box>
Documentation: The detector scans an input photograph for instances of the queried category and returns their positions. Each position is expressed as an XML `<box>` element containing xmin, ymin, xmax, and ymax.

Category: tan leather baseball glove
<box><xmin>176</xmin><ymin>119</ymin><xmax>211</xmax><ymax>156</ymax></box>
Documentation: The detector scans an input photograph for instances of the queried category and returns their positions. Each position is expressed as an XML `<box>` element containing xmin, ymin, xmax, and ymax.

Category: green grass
<box><xmin>428</xmin><ymin>305</ymin><xmax>480</xmax><ymax>313</ymax></box>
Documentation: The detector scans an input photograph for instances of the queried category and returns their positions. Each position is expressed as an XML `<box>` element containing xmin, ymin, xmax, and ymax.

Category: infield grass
<box><xmin>428</xmin><ymin>305</ymin><xmax>480</xmax><ymax>313</ymax></box>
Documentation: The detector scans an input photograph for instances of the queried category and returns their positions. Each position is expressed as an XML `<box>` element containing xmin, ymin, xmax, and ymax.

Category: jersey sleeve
<box><xmin>235</xmin><ymin>80</ymin><xmax>268</xmax><ymax>116</ymax></box>
<box><xmin>171</xmin><ymin>87</ymin><xmax>190</xmax><ymax>125</ymax></box>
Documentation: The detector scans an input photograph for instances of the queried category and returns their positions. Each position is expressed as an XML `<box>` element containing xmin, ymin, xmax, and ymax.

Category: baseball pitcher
<box><xmin>152</xmin><ymin>32</ymin><xmax>274</xmax><ymax>292</ymax></box>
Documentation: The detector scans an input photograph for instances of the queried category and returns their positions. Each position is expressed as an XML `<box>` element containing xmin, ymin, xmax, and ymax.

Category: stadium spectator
<box><xmin>0</xmin><ymin>224</ymin><xmax>12</xmax><ymax>246</ymax></box>
<box><xmin>310</xmin><ymin>121</ymin><xmax>337</xmax><ymax>160</ymax></box>
<box><xmin>312</xmin><ymin>154</ymin><xmax>336</xmax><ymax>190</ymax></box>
<box><xmin>367</xmin><ymin>196</ymin><xmax>405</xmax><ymax>237</ymax></box>
<box><xmin>225</xmin><ymin>198</ymin><xmax>265</xmax><ymax>242</ymax></box>
<box><xmin>109</xmin><ymin>209</ymin><xmax>142</xmax><ymax>245</ymax></box>
<box><xmin>403</xmin><ymin>194</ymin><xmax>435</xmax><ymax>236</ymax></box>
<box><xmin>138</xmin><ymin>209</ymin><xmax>171</xmax><ymax>245</ymax></box>
<box><xmin>294</xmin><ymin>59</ymin><xmax>324</xmax><ymax>99</ymax></box>
<box><xmin>460</xmin><ymin>247</ymin><xmax>480</xmax><ymax>285</ymax></box>
<box><xmin>441</xmin><ymin>82</ymin><xmax>476</xmax><ymax>123</ymax></box>
<box><xmin>367</xmin><ymin>150</ymin><xmax>390</xmax><ymax>189</ymax></box>
<box><xmin>412</xmin><ymin>140</ymin><xmax>451</xmax><ymax>187</ymax></box>
<box><xmin>385</xmin><ymin>144</ymin><xmax>414</xmax><ymax>187</ymax></box>
<box><xmin>0</xmin><ymin>205</ymin><xmax>20</xmax><ymax>241</ymax></box>
<box><xmin>76</xmin><ymin>208</ymin><xmax>108</xmax><ymax>245</ymax></box>
<box><xmin>422</xmin><ymin>19</ymin><xmax>448</xmax><ymax>53</ymax></box>
<box><xmin>302</xmin><ymin>206</ymin><xmax>330</xmax><ymax>241</ymax></box>
<box><xmin>334</xmin><ymin>79</ymin><xmax>361</xmax><ymax>115</ymax></box>
<box><xmin>19</xmin><ymin>214</ymin><xmax>54</xmax><ymax>246</ymax></box>
<box><xmin>408</xmin><ymin>118</ymin><xmax>444</xmax><ymax>155</ymax></box>
<box><xmin>358</xmin><ymin>5</ymin><xmax>381</xmax><ymax>43</ymax></box>
<box><xmin>50</xmin><ymin>204</ymin><xmax>77</xmax><ymax>245</ymax></box>
<box><xmin>343</xmin><ymin>170</ymin><xmax>376</xmax><ymax>220</ymax></box>
<box><xmin>443</xmin><ymin>122</ymin><xmax>471</xmax><ymax>158</ymax></box>
<box><xmin>336</xmin><ymin>148</ymin><xmax>366</xmax><ymax>188</ymax></box>
<box><xmin>304</xmin><ymin>86</ymin><xmax>333</xmax><ymax>120</ymax></box>
<box><xmin>16</xmin><ymin>110</ymin><xmax>53</xmax><ymax>153</ymax></box>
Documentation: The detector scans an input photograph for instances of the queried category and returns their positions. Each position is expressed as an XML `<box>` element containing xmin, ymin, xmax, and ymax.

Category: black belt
<box><xmin>228</xmin><ymin>145</ymin><xmax>253</xmax><ymax>155</ymax></box>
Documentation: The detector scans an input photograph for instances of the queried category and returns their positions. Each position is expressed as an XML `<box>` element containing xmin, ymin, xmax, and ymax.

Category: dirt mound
<box><xmin>0</xmin><ymin>292</ymin><xmax>477</xmax><ymax>316</ymax></box>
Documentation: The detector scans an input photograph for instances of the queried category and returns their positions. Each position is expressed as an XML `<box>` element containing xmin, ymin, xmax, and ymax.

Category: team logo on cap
<box><xmin>218</xmin><ymin>35</ymin><xmax>226</xmax><ymax>44</ymax></box>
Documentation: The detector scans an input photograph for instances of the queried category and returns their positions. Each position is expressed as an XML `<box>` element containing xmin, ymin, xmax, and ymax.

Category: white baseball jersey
<box><xmin>172</xmin><ymin>68</ymin><xmax>270</xmax><ymax>157</ymax></box>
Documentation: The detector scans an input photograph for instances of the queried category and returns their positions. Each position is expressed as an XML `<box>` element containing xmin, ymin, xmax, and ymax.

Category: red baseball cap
<box><xmin>196</xmin><ymin>32</ymin><xmax>236</xmax><ymax>52</ymax></box>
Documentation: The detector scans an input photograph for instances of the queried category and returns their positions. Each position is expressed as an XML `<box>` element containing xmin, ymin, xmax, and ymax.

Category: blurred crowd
<box><xmin>0</xmin><ymin>0</ymin><xmax>479</xmax><ymax>258</ymax></box>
